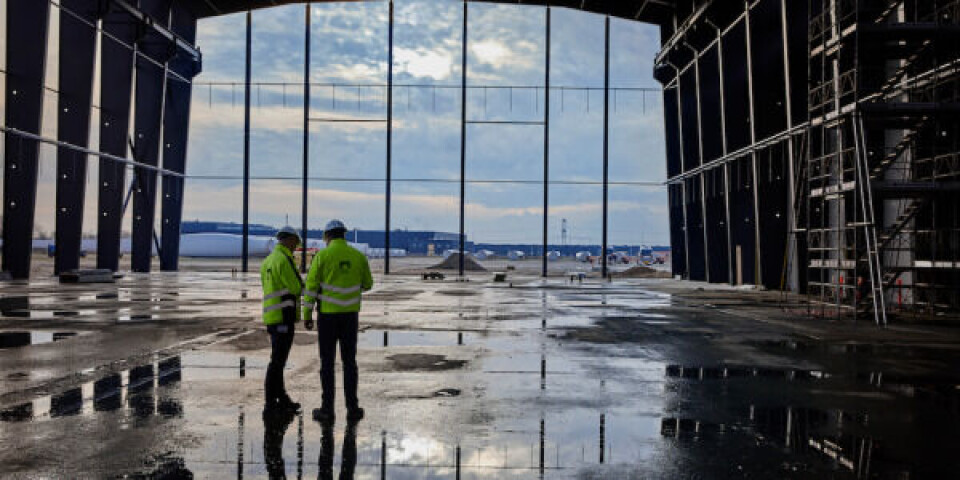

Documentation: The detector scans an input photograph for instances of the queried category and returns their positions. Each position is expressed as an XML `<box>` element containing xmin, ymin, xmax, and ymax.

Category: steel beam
<box><xmin>385</xmin><ymin>0</ymin><xmax>394</xmax><ymax>275</ymax></box>
<box><xmin>602</xmin><ymin>16</ymin><xmax>610</xmax><ymax>279</ymax></box>
<box><xmin>109</xmin><ymin>0</ymin><xmax>201</xmax><ymax>64</ymax></box>
<box><xmin>242</xmin><ymin>10</ymin><xmax>252</xmax><ymax>272</ymax></box>
<box><xmin>302</xmin><ymin>3</ymin><xmax>311</xmax><ymax>273</ymax></box>
<box><xmin>54</xmin><ymin>1</ymin><xmax>100</xmax><ymax>274</ymax></box>
<box><xmin>542</xmin><ymin>7</ymin><xmax>551</xmax><ymax>278</ymax></box>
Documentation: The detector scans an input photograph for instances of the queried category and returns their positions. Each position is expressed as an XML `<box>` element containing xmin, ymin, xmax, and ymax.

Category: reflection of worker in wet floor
<box><xmin>263</xmin><ymin>410</ymin><xmax>298</xmax><ymax>480</ymax></box>
<box><xmin>318</xmin><ymin>419</ymin><xmax>358</xmax><ymax>480</ymax></box>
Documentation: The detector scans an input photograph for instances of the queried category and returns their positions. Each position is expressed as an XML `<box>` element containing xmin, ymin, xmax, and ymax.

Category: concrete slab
<box><xmin>1</xmin><ymin>273</ymin><xmax>959</xmax><ymax>477</ymax></box>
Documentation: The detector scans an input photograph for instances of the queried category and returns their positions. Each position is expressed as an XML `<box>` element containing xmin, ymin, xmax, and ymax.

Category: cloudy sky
<box><xmin>19</xmin><ymin>0</ymin><xmax>667</xmax><ymax>247</ymax></box>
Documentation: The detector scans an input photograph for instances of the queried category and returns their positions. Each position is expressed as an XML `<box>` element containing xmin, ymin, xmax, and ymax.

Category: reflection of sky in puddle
<box><xmin>0</xmin><ymin>330</ymin><xmax>79</xmax><ymax>349</ymax></box>
<box><xmin>359</xmin><ymin>330</ymin><xmax>463</xmax><ymax>348</ymax></box>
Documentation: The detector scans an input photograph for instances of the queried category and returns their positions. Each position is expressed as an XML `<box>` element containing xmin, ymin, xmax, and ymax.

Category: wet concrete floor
<box><xmin>1</xmin><ymin>273</ymin><xmax>959</xmax><ymax>478</ymax></box>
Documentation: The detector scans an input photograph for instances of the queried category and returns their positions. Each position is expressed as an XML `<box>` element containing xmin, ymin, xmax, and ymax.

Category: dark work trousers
<box><xmin>317</xmin><ymin>312</ymin><xmax>359</xmax><ymax>410</ymax></box>
<box><xmin>265</xmin><ymin>315</ymin><xmax>296</xmax><ymax>405</ymax></box>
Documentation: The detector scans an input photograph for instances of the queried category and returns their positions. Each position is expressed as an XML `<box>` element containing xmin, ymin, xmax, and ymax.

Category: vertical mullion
<box><xmin>459</xmin><ymin>0</ymin><xmax>468</xmax><ymax>277</ymax></box>
<box><xmin>602</xmin><ymin>16</ymin><xmax>610</xmax><ymax>279</ymax></box>
<box><xmin>542</xmin><ymin>7</ymin><xmax>551</xmax><ymax>278</ymax></box>
<box><xmin>385</xmin><ymin>0</ymin><xmax>394</xmax><ymax>275</ymax></box>
<box><xmin>302</xmin><ymin>3</ymin><xmax>311</xmax><ymax>273</ymax></box>
<box><xmin>242</xmin><ymin>10</ymin><xmax>251</xmax><ymax>272</ymax></box>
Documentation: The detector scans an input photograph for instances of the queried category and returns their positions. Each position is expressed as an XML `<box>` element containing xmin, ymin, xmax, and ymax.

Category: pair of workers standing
<box><xmin>259</xmin><ymin>219</ymin><xmax>373</xmax><ymax>423</ymax></box>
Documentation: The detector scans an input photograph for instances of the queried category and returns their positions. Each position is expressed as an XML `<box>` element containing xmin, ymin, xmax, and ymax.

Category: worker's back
<box><xmin>305</xmin><ymin>238</ymin><xmax>373</xmax><ymax>313</ymax></box>
<box><xmin>260</xmin><ymin>244</ymin><xmax>302</xmax><ymax>325</ymax></box>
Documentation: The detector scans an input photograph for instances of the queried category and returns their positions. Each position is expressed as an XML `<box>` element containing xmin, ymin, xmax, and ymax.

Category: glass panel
<box><xmin>388</xmin><ymin>180</ymin><xmax>460</xmax><ymax>273</ymax></box>
<box><xmin>308</xmin><ymin>180</ymin><xmax>386</xmax><ymax>272</ymax></box>
<box><xmin>466</xmin><ymin>181</ymin><xmax>543</xmax><ymax>274</ymax></box>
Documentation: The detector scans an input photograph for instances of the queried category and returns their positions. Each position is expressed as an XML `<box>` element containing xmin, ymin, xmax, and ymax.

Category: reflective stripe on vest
<box><xmin>263</xmin><ymin>300</ymin><xmax>295</xmax><ymax>313</ymax></box>
<box><xmin>303</xmin><ymin>289</ymin><xmax>319</xmax><ymax>298</ymax></box>
<box><xmin>263</xmin><ymin>289</ymin><xmax>291</xmax><ymax>301</ymax></box>
<box><xmin>320</xmin><ymin>283</ymin><xmax>361</xmax><ymax>295</ymax></box>
<box><xmin>318</xmin><ymin>295</ymin><xmax>360</xmax><ymax>307</ymax></box>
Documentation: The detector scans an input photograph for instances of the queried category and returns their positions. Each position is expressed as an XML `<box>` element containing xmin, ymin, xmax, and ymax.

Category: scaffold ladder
<box><xmin>852</xmin><ymin>112</ymin><xmax>888</xmax><ymax>326</ymax></box>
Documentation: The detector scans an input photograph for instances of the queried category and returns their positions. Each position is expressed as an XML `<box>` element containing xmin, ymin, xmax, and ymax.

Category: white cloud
<box><xmin>394</xmin><ymin>47</ymin><xmax>455</xmax><ymax>81</ymax></box>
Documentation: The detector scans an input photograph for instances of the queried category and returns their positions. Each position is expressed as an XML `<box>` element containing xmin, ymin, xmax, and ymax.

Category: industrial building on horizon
<box><xmin>180</xmin><ymin>220</ymin><xmax>669</xmax><ymax>258</ymax></box>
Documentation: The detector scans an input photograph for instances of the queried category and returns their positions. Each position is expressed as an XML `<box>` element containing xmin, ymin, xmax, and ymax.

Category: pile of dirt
<box><xmin>429</xmin><ymin>253</ymin><xmax>488</xmax><ymax>272</ymax></box>
<box><xmin>616</xmin><ymin>265</ymin><xmax>672</xmax><ymax>279</ymax></box>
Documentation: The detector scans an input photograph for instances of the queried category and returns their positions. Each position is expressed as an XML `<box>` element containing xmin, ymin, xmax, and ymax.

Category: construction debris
<box><xmin>429</xmin><ymin>253</ymin><xmax>488</xmax><ymax>272</ymax></box>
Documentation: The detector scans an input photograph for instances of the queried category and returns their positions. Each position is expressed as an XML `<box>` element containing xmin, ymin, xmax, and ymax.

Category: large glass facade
<box><xmin>5</xmin><ymin>1</ymin><xmax>662</xmax><ymax>277</ymax></box>
<box><xmin>178</xmin><ymin>1</ymin><xmax>665</xmax><ymax>276</ymax></box>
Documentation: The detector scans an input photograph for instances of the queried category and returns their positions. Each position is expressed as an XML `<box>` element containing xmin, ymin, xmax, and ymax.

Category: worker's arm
<box><xmin>301</xmin><ymin>253</ymin><xmax>322</xmax><ymax>323</ymax></box>
<box><xmin>361</xmin><ymin>256</ymin><xmax>374</xmax><ymax>291</ymax></box>
<box><xmin>282</xmin><ymin>254</ymin><xmax>303</xmax><ymax>297</ymax></box>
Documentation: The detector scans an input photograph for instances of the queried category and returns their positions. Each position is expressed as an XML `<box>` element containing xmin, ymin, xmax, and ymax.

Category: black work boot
<box><xmin>346</xmin><ymin>406</ymin><xmax>364</xmax><ymax>421</ymax></box>
<box><xmin>312</xmin><ymin>406</ymin><xmax>335</xmax><ymax>423</ymax></box>
<box><xmin>277</xmin><ymin>395</ymin><xmax>301</xmax><ymax>412</ymax></box>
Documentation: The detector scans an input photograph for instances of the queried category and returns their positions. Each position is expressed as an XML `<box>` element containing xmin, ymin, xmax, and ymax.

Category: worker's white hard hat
<box><xmin>276</xmin><ymin>225</ymin><xmax>301</xmax><ymax>240</ymax></box>
<box><xmin>324</xmin><ymin>220</ymin><xmax>346</xmax><ymax>232</ymax></box>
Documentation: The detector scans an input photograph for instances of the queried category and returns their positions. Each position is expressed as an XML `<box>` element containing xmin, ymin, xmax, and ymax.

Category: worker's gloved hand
<box><xmin>301</xmin><ymin>307</ymin><xmax>313</xmax><ymax>327</ymax></box>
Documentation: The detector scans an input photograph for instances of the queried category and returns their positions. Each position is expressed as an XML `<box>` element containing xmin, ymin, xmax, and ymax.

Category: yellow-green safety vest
<box><xmin>260</xmin><ymin>244</ymin><xmax>304</xmax><ymax>325</ymax></box>
<box><xmin>302</xmin><ymin>239</ymin><xmax>373</xmax><ymax>314</ymax></box>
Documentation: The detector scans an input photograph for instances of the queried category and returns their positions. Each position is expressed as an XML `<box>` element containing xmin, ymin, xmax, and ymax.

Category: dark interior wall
<box><xmin>729</xmin><ymin>157</ymin><xmax>757</xmax><ymax>285</ymax></box>
<box><xmin>756</xmin><ymin>143</ymin><xmax>789</xmax><ymax>290</ymax></box>
<box><xmin>748</xmin><ymin>0</ymin><xmax>787</xmax><ymax>140</ymax></box>
<box><xmin>704</xmin><ymin>167</ymin><xmax>729</xmax><ymax>283</ymax></box>
<box><xmin>664</xmin><ymin>86</ymin><xmax>682</xmax><ymax>178</ymax></box>
<box><xmin>721</xmin><ymin>21</ymin><xmax>751</xmax><ymax>153</ymax></box>
<box><xmin>680</xmin><ymin>67</ymin><xmax>701</xmax><ymax>172</ymax></box>
<box><xmin>698</xmin><ymin>45</ymin><xmax>723</xmax><ymax>163</ymax></box>
<box><xmin>669</xmin><ymin>184</ymin><xmax>687</xmax><ymax>278</ymax></box>
<box><xmin>685</xmin><ymin>177</ymin><xmax>706</xmax><ymax>280</ymax></box>
<box><xmin>784</xmin><ymin>0</ymin><xmax>808</xmax><ymax>127</ymax></box>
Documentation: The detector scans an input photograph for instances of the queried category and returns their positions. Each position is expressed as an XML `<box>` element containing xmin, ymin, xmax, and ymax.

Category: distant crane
<box><xmin>561</xmin><ymin>218</ymin><xmax>568</xmax><ymax>247</ymax></box>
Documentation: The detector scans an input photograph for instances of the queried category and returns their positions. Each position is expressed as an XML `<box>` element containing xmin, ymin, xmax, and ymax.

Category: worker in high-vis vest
<box><xmin>260</xmin><ymin>226</ymin><xmax>304</xmax><ymax>415</ymax></box>
<box><xmin>302</xmin><ymin>220</ymin><xmax>373</xmax><ymax>422</ymax></box>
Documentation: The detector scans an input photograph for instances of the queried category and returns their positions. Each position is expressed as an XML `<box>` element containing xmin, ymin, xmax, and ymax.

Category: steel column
<box><xmin>242</xmin><ymin>10</ymin><xmax>252</xmax><ymax>272</ymax></box>
<box><xmin>715</xmin><ymin>25</ymin><xmax>734</xmax><ymax>285</ymax></box>
<box><xmin>160</xmin><ymin>80</ymin><xmax>193</xmax><ymax>271</ymax></box>
<box><xmin>459</xmin><ymin>0</ymin><xmax>468</xmax><ymax>277</ymax></box>
<box><xmin>97</xmin><ymin>10</ymin><xmax>138</xmax><ymax>272</ymax></box>
<box><xmin>692</xmin><ymin>48</ymin><xmax>710</xmax><ymax>283</ymax></box>
<box><xmin>385</xmin><ymin>0</ymin><xmax>394</xmax><ymax>275</ymax></box>
<box><xmin>54</xmin><ymin>1</ymin><xmax>100</xmax><ymax>274</ymax></box>
<box><xmin>302</xmin><ymin>3</ymin><xmax>312</xmax><ymax>273</ymax></box>
<box><xmin>130</xmin><ymin>5</ymin><xmax>171</xmax><ymax>273</ymax></box>
<box><xmin>602</xmin><ymin>16</ymin><xmax>610</xmax><ymax>279</ymax></box>
<box><xmin>780</xmin><ymin>0</ymin><xmax>798</xmax><ymax>292</ymax></box>
<box><xmin>743</xmin><ymin>0</ymin><xmax>762</xmax><ymax>286</ymax></box>
<box><xmin>160</xmin><ymin>7</ymin><xmax>197</xmax><ymax>271</ymax></box>
<box><xmin>542</xmin><ymin>7</ymin><xmax>551</xmax><ymax>278</ymax></box>
<box><xmin>130</xmin><ymin>68</ymin><xmax>166</xmax><ymax>273</ymax></box>
<box><xmin>2</xmin><ymin>1</ymin><xmax>50</xmax><ymax>278</ymax></box>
